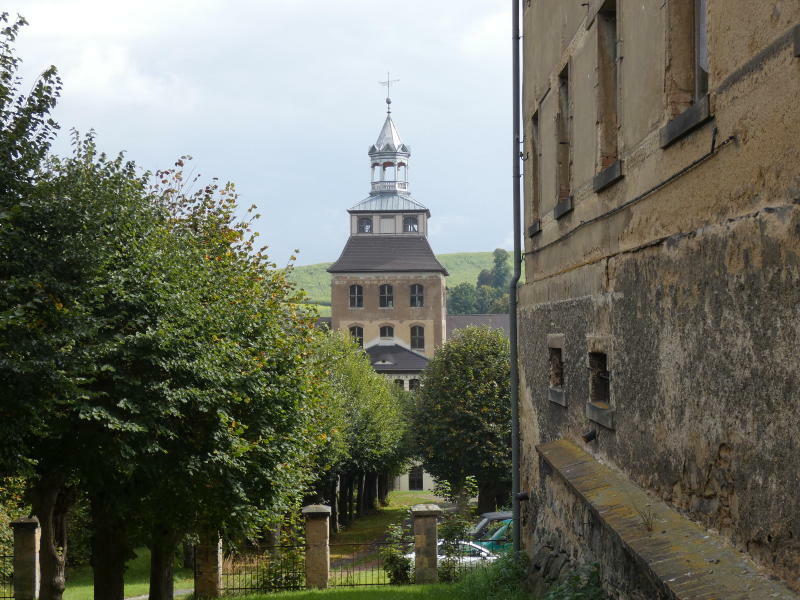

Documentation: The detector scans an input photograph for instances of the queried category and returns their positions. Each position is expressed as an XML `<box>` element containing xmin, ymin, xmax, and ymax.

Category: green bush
<box><xmin>453</xmin><ymin>551</ymin><xmax>528</xmax><ymax>600</ymax></box>
<box><xmin>380</xmin><ymin>523</ymin><xmax>413</xmax><ymax>585</ymax></box>
<box><xmin>543</xmin><ymin>564</ymin><xmax>606</xmax><ymax>600</ymax></box>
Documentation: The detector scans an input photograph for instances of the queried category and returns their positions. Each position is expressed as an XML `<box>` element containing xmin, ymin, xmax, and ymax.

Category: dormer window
<box><xmin>380</xmin><ymin>325</ymin><xmax>394</xmax><ymax>339</ymax></box>
<box><xmin>358</xmin><ymin>217</ymin><xmax>373</xmax><ymax>233</ymax></box>
<box><xmin>403</xmin><ymin>216</ymin><xmax>419</xmax><ymax>233</ymax></box>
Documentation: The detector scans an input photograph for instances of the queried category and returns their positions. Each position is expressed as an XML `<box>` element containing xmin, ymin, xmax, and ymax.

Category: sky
<box><xmin>10</xmin><ymin>0</ymin><xmax>512</xmax><ymax>266</ymax></box>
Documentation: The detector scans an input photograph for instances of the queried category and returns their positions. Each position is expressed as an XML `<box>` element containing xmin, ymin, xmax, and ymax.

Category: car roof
<box><xmin>478</xmin><ymin>511</ymin><xmax>513</xmax><ymax>520</ymax></box>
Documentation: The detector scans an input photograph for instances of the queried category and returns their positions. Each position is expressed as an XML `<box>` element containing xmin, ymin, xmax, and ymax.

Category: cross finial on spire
<box><xmin>379</xmin><ymin>71</ymin><xmax>399</xmax><ymax>113</ymax></box>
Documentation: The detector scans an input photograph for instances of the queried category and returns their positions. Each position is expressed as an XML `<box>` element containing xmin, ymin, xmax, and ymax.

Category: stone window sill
<box><xmin>659</xmin><ymin>95</ymin><xmax>712</xmax><ymax>149</ymax></box>
<box><xmin>553</xmin><ymin>196</ymin><xmax>574</xmax><ymax>220</ymax></box>
<box><xmin>548</xmin><ymin>386</ymin><xmax>566</xmax><ymax>407</ymax></box>
<box><xmin>592</xmin><ymin>160</ymin><xmax>624</xmax><ymax>193</ymax></box>
<box><xmin>585</xmin><ymin>401</ymin><xmax>615</xmax><ymax>430</ymax></box>
<box><xmin>528</xmin><ymin>219</ymin><xmax>541</xmax><ymax>238</ymax></box>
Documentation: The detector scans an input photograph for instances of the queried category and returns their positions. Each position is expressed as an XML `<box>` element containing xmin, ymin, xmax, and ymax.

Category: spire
<box><xmin>375</xmin><ymin>114</ymin><xmax>403</xmax><ymax>151</ymax></box>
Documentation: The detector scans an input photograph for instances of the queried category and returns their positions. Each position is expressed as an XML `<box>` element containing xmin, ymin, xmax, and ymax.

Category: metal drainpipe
<box><xmin>510</xmin><ymin>0</ymin><xmax>523</xmax><ymax>555</ymax></box>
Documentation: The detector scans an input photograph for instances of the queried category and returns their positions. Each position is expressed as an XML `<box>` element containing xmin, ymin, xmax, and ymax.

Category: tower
<box><xmin>328</xmin><ymin>98</ymin><xmax>448</xmax><ymax>389</ymax></box>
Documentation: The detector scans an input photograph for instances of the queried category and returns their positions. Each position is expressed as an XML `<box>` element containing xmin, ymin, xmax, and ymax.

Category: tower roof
<box><xmin>327</xmin><ymin>235</ymin><xmax>448</xmax><ymax>274</ymax></box>
<box><xmin>349</xmin><ymin>193</ymin><xmax>429</xmax><ymax>214</ymax></box>
<box><xmin>371</xmin><ymin>114</ymin><xmax>407</xmax><ymax>153</ymax></box>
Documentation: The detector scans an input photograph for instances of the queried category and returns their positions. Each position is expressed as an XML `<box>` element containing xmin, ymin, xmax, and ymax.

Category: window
<box><xmin>379</xmin><ymin>284</ymin><xmax>394</xmax><ymax>308</ymax></box>
<box><xmin>410</xmin><ymin>284</ymin><xmax>424</xmax><ymax>307</ymax></box>
<box><xmin>549</xmin><ymin>347</ymin><xmax>563</xmax><ymax>388</ymax></box>
<box><xmin>380</xmin><ymin>325</ymin><xmax>394</xmax><ymax>339</ymax></box>
<box><xmin>694</xmin><ymin>0</ymin><xmax>709</xmax><ymax>101</ymax></box>
<box><xmin>358</xmin><ymin>217</ymin><xmax>372</xmax><ymax>233</ymax></box>
<box><xmin>349</xmin><ymin>326</ymin><xmax>363</xmax><ymax>347</ymax></box>
<box><xmin>349</xmin><ymin>284</ymin><xmax>363</xmax><ymax>308</ymax></box>
<box><xmin>597</xmin><ymin>0</ymin><xmax>619</xmax><ymax>170</ymax></box>
<box><xmin>403</xmin><ymin>216</ymin><xmax>419</xmax><ymax>232</ymax></box>
<box><xmin>411</xmin><ymin>326</ymin><xmax>425</xmax><ymax>350</ymax></box>
<box><xmin>528</xmin><ymin>111</ymin><xmax>541</xmax><ymax>231</ymax></box>
<box><xmin>665</xmin><ymin>0</ymin><xmax>709</xmax><ymax>118</ymax></box>
<box><xmin>556</xmin><ymin>64</ymin><xmax>572</xmax><ymax>206</ymax></box>
<box><xmin>394</xmin><ymin>379</ymin><xmax>405</xmax><ymax>389</ymax></box>
<box><xmin>409</xmin><ymin>465</ymin><xmax>424</xmax><ymax>491</ymax></box>
<box><xmin>409</xmin><ymin>379</ymin><xmax>420</xmax><ymax>390</ymax></box>
<box><xmin>589</xmin><ymin>352</ymin><xmax>610</xmax><ymax>405</ymax></box>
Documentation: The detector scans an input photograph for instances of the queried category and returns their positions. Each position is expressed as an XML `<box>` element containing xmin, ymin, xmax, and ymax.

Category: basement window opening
<box><xmin>588</xmin><ymin>352</ymin><xmax>610</xmax><ymax>406</ymax></box>
<box><xmin>549</xmin><ymin>347</ymin><xmax>564</xmax><ymax>389</ymax></box>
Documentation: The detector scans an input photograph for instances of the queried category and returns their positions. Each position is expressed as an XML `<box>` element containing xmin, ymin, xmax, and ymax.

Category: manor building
<box><xmin>328</xmin><ymin>99</ymin><xmax>448</xmax><ymax>390</ymax></box>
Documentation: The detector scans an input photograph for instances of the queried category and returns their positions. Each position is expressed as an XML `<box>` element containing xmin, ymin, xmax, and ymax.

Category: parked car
<box><xmin>474</xmin><ymin>518</ymin><xmax>512</xmax><ymax>554</ymax></box>
<box><xmin>469</xmin><ymin>511</ymin><xmax>512</xmax><ymax>540</ymax></box>
<box><xmin>404</xmin><ymin>540</ymin><xmax>498</xmax><ymax>568</ymax></box>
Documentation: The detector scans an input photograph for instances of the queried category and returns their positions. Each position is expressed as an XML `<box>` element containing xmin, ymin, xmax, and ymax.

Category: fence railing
<box><xmin>220</xmin><ymin>545</ymin><xmax>305</xmax><ymax>595</ymax></box>
<box><xmin>0</xmin><ymin>554</ymin><xmax>12</xmax><ymax>599</ymax></box>
<box><xmin>330</xmin><ymin>541</ymin><xmax>399</xmax><ymax>587</ymax></box>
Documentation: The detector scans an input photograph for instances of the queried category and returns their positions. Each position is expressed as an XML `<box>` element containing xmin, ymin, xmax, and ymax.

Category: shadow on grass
<box><xmin>64</xmin><ymin>547</ymin><xmax>193</xmax><ymax>600</ymax></box>
<box><xmin>227</xmin><ymin>584</ymin><xmax>458</xmax><ymax>600</ymax></box>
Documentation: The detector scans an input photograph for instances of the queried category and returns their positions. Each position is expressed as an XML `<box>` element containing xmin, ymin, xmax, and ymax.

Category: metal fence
<box><xmin>0</xmin><ymin>554</ymin><xmax>12</xmax><ymax>599</ymax></box>
<box><xmin>330</xmin><ymin>541</ymin><xmax>399</xmax><ymax>587</ymax></box>
<box><xmin>437</xmin><ymin>539</ymin><xmax>502</xmax><ymax>582</ymax></box>
<box><xmin>220</xmin><ymin>545</ymin><xmax>305</xmax><ymax>595</ymax></box>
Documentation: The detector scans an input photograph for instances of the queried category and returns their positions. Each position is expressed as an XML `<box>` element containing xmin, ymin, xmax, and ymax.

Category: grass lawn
<box><xmin>63</xmin><ymin>547</ymin><xmax>193</xmax><ymax>600</ymax></box>
<box><xmin>227</xmin><ymin>584</ymin><xmax>458</xmax><ymax>600</ymax></box>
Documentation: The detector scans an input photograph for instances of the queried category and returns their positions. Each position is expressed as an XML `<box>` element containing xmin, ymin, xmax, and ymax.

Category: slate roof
<box><xmin>447</xmin><ymin>314</ymin><xmax>510</xmax><ymax>338</ymax></box>
<box><xmin>327</xmin><ymin>235</ymin><xmax>449</xmax><ymax>274</ymax></box>
<box><xmin>349</xmin><ymin>193</ymin><xmax>429</xmax><ymax>214</ymax></box>
<box><xmin>365</xmin><ymin>344</ymin><xmax>429</xmax><ymax>373</ymax></box>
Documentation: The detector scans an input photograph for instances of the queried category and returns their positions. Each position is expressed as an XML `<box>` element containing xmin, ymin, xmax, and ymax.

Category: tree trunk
<box><xmin>329</xmin><ymin>476</ymin><xmax>340</xmax><ymax>535</ymax></box>
<box><xmin>181</xmin><ymin>541</ymin><xmax>194</xmax><ymax>570</ymax></box>
<box><xmin>356</xmin><ymin>472</ymin><xmax>366</xmax><ymax>516</ymax></box>
<box><xmin>377</xmin><ymin>472</ymin><xmax>390</xmax><ymax>507</ymax></box>
<box><xmin>477</xmin><ymin>480</ymin><xmax>503</xmax><ymax>514</ymax></box>
<box><xmin>30</xmin><ymin>474</ymin><xmax>72</xmax><ymax>600</ymax></box>
<box><xmin>364</xmin><ymin>472</ymin><xmax>378</xmax><ymax>512</ymax></box>
<box><xmin>338</xmin><ymin>475</ymin><xmax>350</xmax><ymax>526</ymax></box>
<box><xmin>149</xmin><ymin>526</ymin><xmax>180</xmax><ymax>600</ymax></box>
<box><xmin>90</xmin><ymin>495</ymin><xmax>131</xmax><ymax>600</ymax></box>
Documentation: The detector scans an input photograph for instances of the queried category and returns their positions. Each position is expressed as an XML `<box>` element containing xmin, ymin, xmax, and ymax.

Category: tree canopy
<box><xmin>412</xmin><ymin>326</ymin><xmax>511</xmax><ymax>512</ymax></box>
<box><xmin>446</xmin><ymin>248</ymin><xmax>511</xmax><ymax>315</ymax></box>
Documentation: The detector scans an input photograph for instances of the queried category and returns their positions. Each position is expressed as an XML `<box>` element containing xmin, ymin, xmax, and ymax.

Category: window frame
<box><xmin>357</xmin><ymin>217</ymin><xmax>373</xmax><ymax>233</ymax></box>
<box><xmin>403</xmin><ymin>216</ymin><xmax>419</xmax><ymax>233</ymax></box>
<box><xmin>410</xmin><ymin>325</ymin><xmax>425</xmax><ymax>350</ymax></box>
<box><xmin>410</xmin><ymin>284</ymin><xmax>424</xmax><ymax>308</ymax></box>
<box><xmin>349</xmin><ymin>325</ymin><xmax>364</xmax><ymax>347</ymax></box>
<box><xmin>379</xmin><ymin>284</ymin><xmax>394</xmax><ymax>308</ymax></box>
<box><xmin>380</xmin><ymin>325</ymin><xmax>394</xmax><ymax>339</ymax></box>
<box><xmin>349</xmin><ymin>284</ymin><xmax>363</xmax><ymax>308</ymax></box>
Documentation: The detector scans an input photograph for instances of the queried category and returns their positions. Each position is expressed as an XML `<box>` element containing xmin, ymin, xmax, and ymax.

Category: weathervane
<box><xmin>379</xmin><ymin>72</ymin><xmax>399</xmax><ymax>113</ymax></box>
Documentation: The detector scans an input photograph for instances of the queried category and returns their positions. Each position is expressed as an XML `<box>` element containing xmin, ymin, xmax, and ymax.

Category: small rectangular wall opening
<box><xmin>588</xmin><ymin>352</ymin><xmax>610</xmax><ymax>405</ymax></box>
<box><xmin>549</xmin><ymin>347</ymin><xmax>563</xmax><ymax>388</ymax></box>
<box><xmin>529</xmin><ymin>111</ymin><xmax>541</xmax><ymax>224</ymax></box>
<box><xmin>597</xmin><ymin>0</ymin><xmax>618</xmax><ymax>170</ymax></box>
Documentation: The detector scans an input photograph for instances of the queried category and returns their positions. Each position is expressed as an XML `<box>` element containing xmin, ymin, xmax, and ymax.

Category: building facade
<box><xmin>519</xmin><ymin>1</ymin><xmax>800</xmax><ymax>597</ymax></box>
<box><xmin>328</xmin><ymin>100</ymin><xmax>448</xmax><ymax>389</ymax></box>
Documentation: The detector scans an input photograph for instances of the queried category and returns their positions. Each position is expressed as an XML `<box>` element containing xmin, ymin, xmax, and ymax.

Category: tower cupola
<box><xmin>368</xmin><ymin>98</ymin><xmax>411</xmax><ymax>195</ymax></box>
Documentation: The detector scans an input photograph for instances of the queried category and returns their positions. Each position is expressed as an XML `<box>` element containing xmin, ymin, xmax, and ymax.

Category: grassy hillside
<box><xmin>288</xmin><ymin>251</ymin><xmax>507</xmax><ymax>307</ymax></box>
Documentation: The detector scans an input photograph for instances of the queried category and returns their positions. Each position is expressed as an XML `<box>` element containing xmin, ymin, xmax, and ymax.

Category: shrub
<box><xmin>543</xmin><ymin>563</ymin><xmax>607</xmax><ymax>600</ymax></box>
<box><xmin>454</xmin><ymin>551</ymin><xmax>529</xmax><ymax>600</ymax></box>
<box><xmin>380</xmin><ymin>522</ymin><xmax>413</xmax><ymax>584</ymax></box>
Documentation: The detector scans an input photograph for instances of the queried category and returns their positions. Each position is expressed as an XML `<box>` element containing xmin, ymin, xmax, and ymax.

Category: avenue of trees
<box><xmin>447</xmin><ymin>248</ymin><xmax>512</xmax><ymax>315</ymax></box>
<box><xmin>0</xmin><ymin>16</ymin><xmax>408</xmax><ymax>600</ymax></box>
<box><xmin>411</xmin><ymin>326</ymin><xmax>512</xmax><ymax>513</ymax></box>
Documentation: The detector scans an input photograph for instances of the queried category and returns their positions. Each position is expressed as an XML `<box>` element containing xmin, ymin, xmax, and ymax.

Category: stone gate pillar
<box><xmin>194</xmin><ymin>532</ymin><xmax>222</xmax><ymax>599</ymax></box>
<box><xmin>302</xmin><ymin>505</ymin><xmax>331</xmax><ymax>589</ymax></box>
<box><xmin>11</xmin><ymin>517</ymin><xmax>40</xmax><ymax>600</ymax></box>
<box><xmin>412</xmin><ymin>504</ymin><xmax>442</xmax><ymax>584</ymax></box>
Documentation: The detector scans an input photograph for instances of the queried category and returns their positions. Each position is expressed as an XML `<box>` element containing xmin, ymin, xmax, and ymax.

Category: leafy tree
<box><xmin>412</xmin><ymin>326</ymin><xmax>511</xmax><ymax>512</ymax></box>
<box><xmin>490</xmin><ymin>248</ymin><xmax>511</xmax><ymax>291</ymax></box>
<box><xmin>447</xmin><ymin>282</ymin><xmax>478</xmax><ymax>314</ymax></box>
<box><xmin>477</xmin><ymin>268</ymin><xmax>494</xmax><ymax>288</ymax></box>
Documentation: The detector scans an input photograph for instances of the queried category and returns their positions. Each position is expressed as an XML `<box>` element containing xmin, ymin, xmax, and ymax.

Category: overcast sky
<box><xmin>11</xmin><ymin>0</ymin><xmax>511</xmax><ymax>266</ymax></box>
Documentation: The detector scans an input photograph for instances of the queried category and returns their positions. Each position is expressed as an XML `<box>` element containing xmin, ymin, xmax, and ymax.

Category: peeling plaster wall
<box><xmin>520</xmin><ymin>0</ymin><xmax>800</xmax><ymax>592</ymax></box>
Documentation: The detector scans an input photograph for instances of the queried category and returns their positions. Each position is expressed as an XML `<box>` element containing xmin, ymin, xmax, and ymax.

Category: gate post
<box><xmin>302</xmin><ymin>505</ymin><xmax>331</xmax><ymax>589</ymax></box>
<box><xmin>194</xmin><ymin>532</ymin><xmax>222</xmax><ymax>599</ymax></box>
<box><xmin>412</xmin><ymin>504</ymin><xmax>442</xmax><ymax>584</ymax></box>
<box><xmin>11</xmin><ymin>517</ymin><xmax>40</xmax><ymax>600</ymax></box>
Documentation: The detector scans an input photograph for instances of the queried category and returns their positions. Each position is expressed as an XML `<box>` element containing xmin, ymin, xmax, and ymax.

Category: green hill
<box><xmin>288</xmin><ymin>251</ymin><xmax>508</xmax><ymax>307</ymax></box>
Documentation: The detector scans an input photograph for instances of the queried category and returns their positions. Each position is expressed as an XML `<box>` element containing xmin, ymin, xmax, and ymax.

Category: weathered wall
<box><xmin>520</xmin><ymin>0</ymin><xmax>800</xmax><ymax>593</ymax></box>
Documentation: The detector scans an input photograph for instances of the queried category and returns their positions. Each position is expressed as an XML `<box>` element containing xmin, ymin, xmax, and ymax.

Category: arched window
<box><xmin>411</xmin><ymin>326</ymin><xmax>425</xmax><ymax>350</ymax></box>
<box><xmin>403</xmin><ymin>216</ymin><xmax>419</xmax><ymax>232</ymax></box>
<box><xmin>380</xmin><ymin>325</ymin><xmax>394</xmax><ymax>339</ymax></box>
<box><xmin>410</xmin><ymin>284</ymin><xmax>424</xmax><ymax>307</ymax></box>
<box><xmin>379</xmin><ymin>284</ymin><xmax>393</xmax><ymax>308</ymax></box>
<box><xmin>349</xmin><ymin>284</ymin><xmax>363</xmax><ymax>308</ymax></box>
<box><xmin>349</xmin><ymin>326</ymin><xmax>363</xmax><ymax>347</ymax></box>
<box><xmin>409</xmin><ymin>379</ymin><xmax>420</xmax><ymax>390</ymax></box>
<box><xmin>358</xmin><ymin>217</ymin><xmax>373</xmax><ymax>233</ymax></box>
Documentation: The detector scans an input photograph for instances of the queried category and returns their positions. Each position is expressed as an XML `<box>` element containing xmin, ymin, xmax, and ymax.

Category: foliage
<box><xmin>437</xmin><ymin>511</ymin><xmax>473</xmax><ymax>583</ymax></box>
<box><xmin>446</xmin><ymin>283</ymin><xmax>479</xmax><ymax>315</ymax></box>
<box><xmin>379</xmin><ymin>523</ymin><xmax>413</xmax><ymax>585</ymax></box>
<box><xmin>255</xmin><ymin>514</ymin><xmax>305</xmax><ymax>592</ymax></box>
<box><xmin>543</xmin><ymin>564</ymin><xmax>607</xmax><ymax>600</ymax></box>
<box><xmin>432</xmin><ymin>477</ymin><xmax>478</xmax><ymax>511</ymax></box>
<box><xmin>446</xmin><ymin>249</ymin><xmax>512</xmax><ymax>315</ymax></box>
<box><xmin>65</xmin><ymin>494</ymin><xmax>91</xmax><ymax>567</ymax></box>
<box><xmin>0</xmin><ymin>477</ymin><xmax>27</xmax><ymax>566</ymax></box>
<box><xmin>453</xmin><ymin>552</ymin><xmax>529</xmax><ymax>600</ymax></box>
<box><xmin>412</xmin><ymin>326</ymin><xmax>511</xmax><ymax>507</ymax></box>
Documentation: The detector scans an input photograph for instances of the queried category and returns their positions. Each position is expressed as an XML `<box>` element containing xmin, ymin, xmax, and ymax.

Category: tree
<box><xmin>412</xmin><ymin>326</ymin><xmax>511</xmax><ymax>513</ymax></box>
<box><xmin>490</xmin><ymin>248</ymin><xmax>511</xmax><ymax>291</ymax></box>
<box><xmin>447</xmin><ymin>282</ymin><xmax>478</xmax><ymax>314</ymax></box>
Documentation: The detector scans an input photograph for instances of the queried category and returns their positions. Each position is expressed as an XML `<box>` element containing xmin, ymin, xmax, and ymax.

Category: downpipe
<box><xmin>510</xmin><ymin>0</ymin><xmax>523</xmax><ymax>555</ymax></box>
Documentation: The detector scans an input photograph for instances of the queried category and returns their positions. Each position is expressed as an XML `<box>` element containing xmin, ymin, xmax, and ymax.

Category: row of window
<box><xmin>358</xmin><ymin>216</ymin><xmax>419</xmax><ymax>234</ymax></box>
<box><xmin>529</xmin><ymin>0</ymin><xmax>710</xmax><ymax>221</ymax></box>
<box><xmin>395</xmin><ymin>379</ymin><xmax>420</xmax><ymax>391</ymax></box>
<box><xmin>349</xmin><ymin>325</ymin><xmax>425</xmax><ymax>350</ymax></box>
<box><xmin>349</xmin><ymin>283</ymin><xmax>424</xmax><ymax>308</ymax></box>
